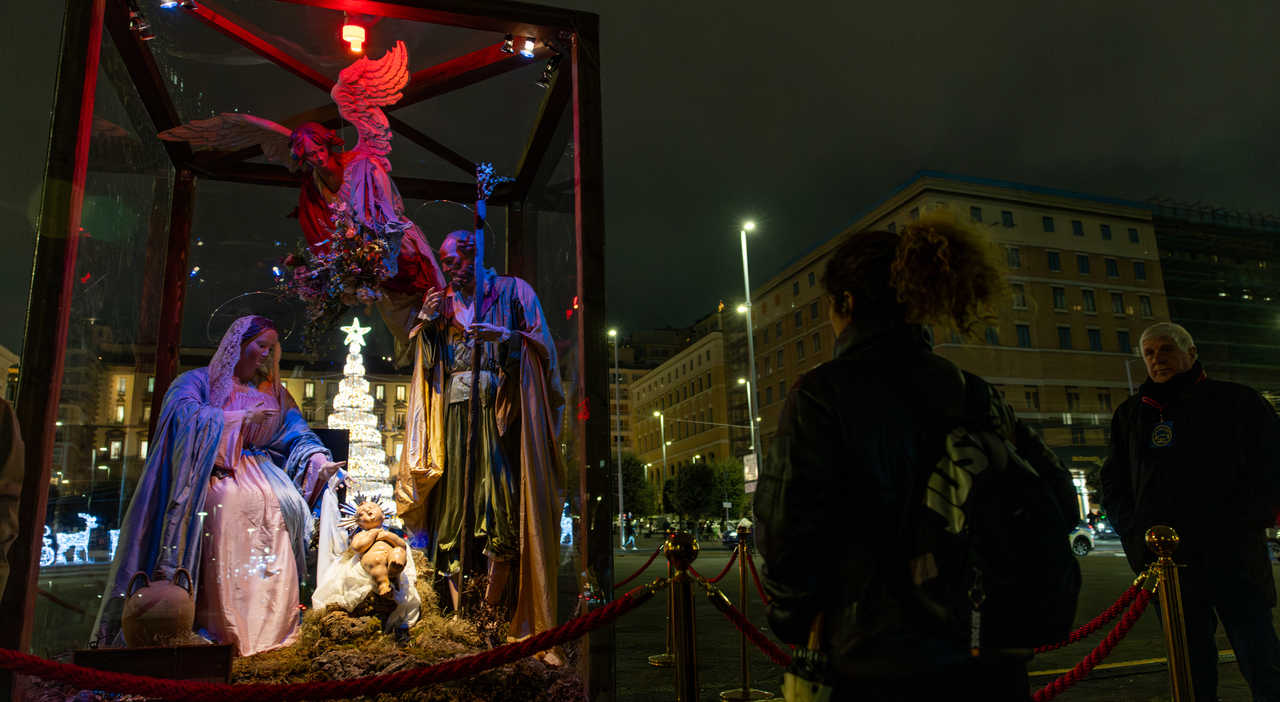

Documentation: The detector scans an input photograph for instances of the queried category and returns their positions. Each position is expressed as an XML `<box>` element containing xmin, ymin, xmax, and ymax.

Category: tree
<box><xmin>615</xmin><ymin>451</ymin><xmax>659</xmax><ymax>517</ymax></box>
<box><xmin>666</xmin><ymin>462</ymin><xmax>720</xmax><ymax>522</ymax></box>
<box><xmin>709</xmin><ymin>457</ymin><xmax>748</xmax><ymax>521</ymax></box>
<box><xmin>326</xmin><ymin>318</ymin><xmax>390</xmax><ymax>498</ymax></box>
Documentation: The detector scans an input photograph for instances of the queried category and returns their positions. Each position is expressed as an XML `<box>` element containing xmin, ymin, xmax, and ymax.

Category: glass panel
<box><xmin>34</xmin><ymin>29</ymin><xmax>174</xmax><ymax>656</ymax></box>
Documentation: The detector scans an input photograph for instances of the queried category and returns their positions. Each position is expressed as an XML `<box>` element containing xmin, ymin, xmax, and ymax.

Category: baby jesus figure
<box><xmin>349</xmin><ymin>501</ymin><xmax>408</xmax><ymax>598</ymax></box>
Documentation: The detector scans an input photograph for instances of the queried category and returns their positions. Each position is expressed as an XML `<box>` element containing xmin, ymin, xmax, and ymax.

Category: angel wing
<box><xmin>331</xmin><ymin>40</ymin><xmax>408</xmax><ymax>163</ymax></box>
<box><xmin>158</xmin><ymin>113</ymin><xmax>297</xmax><ymax>171</ymax></box>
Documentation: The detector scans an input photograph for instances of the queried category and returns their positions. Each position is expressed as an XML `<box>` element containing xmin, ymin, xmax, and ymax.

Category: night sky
<box><xmin>3</xmin><ymin>1</ymin><xmax>1279</xmax><ymax>355</ymax></box>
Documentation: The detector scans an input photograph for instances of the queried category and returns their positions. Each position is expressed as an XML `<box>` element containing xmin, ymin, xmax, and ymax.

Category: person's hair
<box><xmin>442</xmin><ymin>230</ymin><xmax>477</xmax><ymax>259</ymax></box>
<box><xmin>240</xmin><ymin>316</ymin><xmax>278</xmax><ymax>347</ymax></box>
<box><xmin>288</xmin><ymin>123</ymin><xmax>344</xmax><ymax>165</ymax></box>
<box><xmin>1140</xmin><ymin>322</ymin><xmax>1195</xmax><ymax>352</ymax></box>
<box><xmin>822</xmin><ymin>212</ymin><xmax>1009</xmax><ymax>335</ymax></box>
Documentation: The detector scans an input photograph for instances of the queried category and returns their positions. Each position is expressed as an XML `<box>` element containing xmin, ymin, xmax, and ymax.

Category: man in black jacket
<box><xmin>1101</xmin><ymin>322</ymin><xmax>1280</xmax><ymax>701</ymax></box>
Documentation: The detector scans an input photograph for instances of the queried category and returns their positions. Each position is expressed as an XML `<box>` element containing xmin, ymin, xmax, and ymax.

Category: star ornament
<box><xmin>341</xmin><ymin>317</ymin><xmax>372</xmax><ymax>347</ymax></box>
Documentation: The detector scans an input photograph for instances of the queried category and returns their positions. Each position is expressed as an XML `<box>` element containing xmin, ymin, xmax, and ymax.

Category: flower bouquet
<box><xmin>278</xmin><ymin>202</ymin><xmax>394</xmax><ymax>354</ymax></box>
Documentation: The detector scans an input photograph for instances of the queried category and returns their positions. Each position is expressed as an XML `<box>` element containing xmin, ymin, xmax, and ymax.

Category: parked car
<box><xmin>1091</xmin><ymin>517</ymin><xmax>1119</xmax><ymax>540</ymax></box>
<box><xmin>722</xmin><ymin>528</ymin><xmax>754</xmax><ymax>550</ymax></box>
<box><xmin>1071</xmin><ymin>523</ymin><xmax>1095</xmax><ymax>556</ymax></box>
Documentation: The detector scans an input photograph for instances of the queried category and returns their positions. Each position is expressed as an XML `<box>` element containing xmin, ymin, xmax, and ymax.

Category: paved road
<box><xmin>612</xmin><ymin>535</ymin><xmax>1280</xmax><ymax>701</ymax></box>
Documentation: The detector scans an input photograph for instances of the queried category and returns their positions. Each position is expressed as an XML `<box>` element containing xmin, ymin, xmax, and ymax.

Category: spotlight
<box><xmin>179</xmin><ymin>0</ymin><xmax>197</xmax><ymax>8</ymax></box>
<box><xmin>500</xmin><ymin>34</ymin><xmax>514</xmax><ymax>54</ymax></box>
<box><xmin>129</xmin><ymin>11</ymin><xmax>145</xmax><ymax>30</ymax></box>
<box><xmin>160</xmin><ymin>0</ymin><xmax>179</xmax><ymax>7</ymax></box>
<box><xmin>520</xmin><ymin>36</ymin><xmax>536</xmax><ymax>58</ymax></box>
<box><xmin>342</xmin><ymin>13</ymin><xmax>365</xmax><ymax>52</ymax></box>
<box><xmin>139</xmin><ymin>25</ymin><xmax>156</xmax><ymax>40</ymax></box>
<box><xmin>535</xmin><ymin>54</ymin><xmax>562</xmax><ymax>89</ymax></box>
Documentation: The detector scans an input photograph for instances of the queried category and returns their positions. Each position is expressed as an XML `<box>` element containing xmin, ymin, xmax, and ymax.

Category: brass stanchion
<box><xmin>649</xmin><ymin>530</ymin><xmax>675</xmax><ymax>667</ymax></box>
<box><xmin>722</xmin><ymin>526</ymin><xmax>773</xmax><ymax>700</ymax></box>
<box><xmin>668</xmin><ymin>532</ymin><xmax>700</xmax><ymax>702</ymax></box>
<box><xmin>1147</xmin><ymin>525</ymin><xmax>1195</xmax><ymax>702</ymax></box>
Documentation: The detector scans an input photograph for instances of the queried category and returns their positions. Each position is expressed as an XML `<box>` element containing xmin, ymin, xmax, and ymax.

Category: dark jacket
<box><xmin>1100</xmin><ymin>363</ymin><xmax>1280</xmax><ymax>603</ymax></box>
<box><xmin>755</xmin><ymin>320</ymin><xmax>1077</xmax><ymax>680</ymax></box>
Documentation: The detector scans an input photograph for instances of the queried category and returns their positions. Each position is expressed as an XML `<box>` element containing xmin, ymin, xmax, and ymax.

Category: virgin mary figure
<box><xmin>94</xmin><ymin>316</ymin><xmax>344</xmax><ymax>656</ymax></box>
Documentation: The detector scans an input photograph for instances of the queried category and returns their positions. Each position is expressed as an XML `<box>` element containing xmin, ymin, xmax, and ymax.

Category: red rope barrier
<box><xmin>689</xmin><ymin>548</ymin><xmax>738</xmax><ymax>584</ymax></box>
<box><xmin>614</xmin><ymin>543</ymin><xmax>665</xmax><ymax>590</ymax></box>
<box><xmin>1032</xmin><ymin>588</ymin><xmax>1153</xmax><ymax>701</ymax></box>
<box><xmin>743</xmin><ymin>549</ymin><xmax>772</xmax><ymax>606</ymax></box>
<box><xmin>703</xmin><ymin>586</ymin><xmax>792</xmax><ymax>667</ymax></box>
<box><xmin>0</xmin><ymin>584</ymin><xmax>658</xmax><ymax>702</ymax></box>
<box><xmin>1034</xmin><ymin>583</ymin><xmax>1141</xmax><ymax>654</ymax></box>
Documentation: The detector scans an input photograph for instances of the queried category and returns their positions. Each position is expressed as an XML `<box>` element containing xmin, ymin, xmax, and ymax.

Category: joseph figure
<box><xmin>395</xmin><ymin>230</ymin><xmax>565</xmax><ymax>646</ymax></box>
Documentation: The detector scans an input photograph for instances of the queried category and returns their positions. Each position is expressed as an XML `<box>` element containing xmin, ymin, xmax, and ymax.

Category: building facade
<box><xmin>750</xmin><ymin>172</ymin><xmax>1170</xmax><ymax>494</ymax></box>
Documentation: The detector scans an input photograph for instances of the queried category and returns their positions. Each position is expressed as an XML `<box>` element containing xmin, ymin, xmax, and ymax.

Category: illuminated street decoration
<box><xmin>327</xmin><ymin>318</ymin><xmax>391</xmax><ymax>500</ymax></box>
<box><xmin>41</xmin><ymin>517</ymin><xmax>121</xmax><ymax>566</ymax></box>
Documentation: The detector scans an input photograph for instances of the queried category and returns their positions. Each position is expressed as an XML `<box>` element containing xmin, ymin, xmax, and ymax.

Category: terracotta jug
<box><xmin>120</xmin><ymin>568</ymin><xmax>195</xmax><ymax>647</ymax></box>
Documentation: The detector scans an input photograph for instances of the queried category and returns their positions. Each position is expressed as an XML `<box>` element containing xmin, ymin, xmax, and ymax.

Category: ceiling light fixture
<box><xmin>520</xmin><ymin>36</ymin><xmax>536</xmax><ymax>58</ymax></box>
<box><xmin>500</xmin><ymin>34</ymin><xmax>515</xmax><ymax>54</ymax></box>
<box><xmin>139</xmin><ymin>25</ymin><xmax>156</xmax><ymax>40</ymax></box>
<box><xmin>179</xmin><ymin>0</ymin><xmax>197</xmax><ymax>8</ymax></box>
<box><xmin>535</xmin><ymin>53</ymin><xmax>563</xmax><ymax>89</ymax></box>
<box><xmin>342</xmin><ymin>13</ymin><xmax>366</xmax><ymax>52</ymax></box>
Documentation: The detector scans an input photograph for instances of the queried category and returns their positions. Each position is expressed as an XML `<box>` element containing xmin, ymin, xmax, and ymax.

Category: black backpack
<box><xmin>894</xmin><ymin>371</ymin><xmax>1081</xmax><ymax>652</ymax></box>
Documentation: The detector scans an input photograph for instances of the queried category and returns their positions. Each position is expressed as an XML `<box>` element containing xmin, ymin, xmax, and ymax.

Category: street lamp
<box><xmin>609</xmin><ymin>329</ymin><xmax>625</xmax><ymax>549</ymax></box>
<box><xmin>653</xmin><ymin>410</ymin><xmax>668</xmax><ymax>497</ymax></box>
<box><xmin>738</xmin><ymin>221</ymin><xmax>760</xmax><ymax>461</ymax></box>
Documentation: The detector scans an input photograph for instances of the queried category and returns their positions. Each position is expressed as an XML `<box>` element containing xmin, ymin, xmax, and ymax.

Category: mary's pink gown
<box><xmin>195</xmin><ymin>382</ymin><xmax>325</xmax><ymax>656</ymax></box>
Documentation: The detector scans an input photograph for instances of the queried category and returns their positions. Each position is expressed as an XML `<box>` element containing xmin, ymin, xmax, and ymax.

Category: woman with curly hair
<box><xmin>755</xmin><ymin>214</ymin><xmax>1078</xmax><ymax>700</ymax></box>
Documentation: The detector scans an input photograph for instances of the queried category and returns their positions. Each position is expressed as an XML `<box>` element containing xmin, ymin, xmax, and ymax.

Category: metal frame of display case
<box><xmin>4</xmin><ymin>0</ymin><xmax>611</xmax><ymax>699</ymax></box>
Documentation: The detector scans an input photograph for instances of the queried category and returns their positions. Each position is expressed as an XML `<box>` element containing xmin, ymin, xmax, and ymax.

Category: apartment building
<box><xmin>750</xmin><ymin>171</ymin><xmax>1168</xmax><ymax>478</ymax></box>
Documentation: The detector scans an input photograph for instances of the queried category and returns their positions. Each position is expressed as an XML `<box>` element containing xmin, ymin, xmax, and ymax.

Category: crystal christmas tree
<box><xmin>326</xmin><ymin>318</ymin><xmax>390</xmax><ymax>497</ymax></box>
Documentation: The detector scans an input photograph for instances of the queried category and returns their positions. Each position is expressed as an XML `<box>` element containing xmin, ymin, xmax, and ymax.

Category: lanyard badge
<box><xmin>1150</xmin><ymin>421</ymin><xmax>1174</xmax><ymax>448</ymax></box>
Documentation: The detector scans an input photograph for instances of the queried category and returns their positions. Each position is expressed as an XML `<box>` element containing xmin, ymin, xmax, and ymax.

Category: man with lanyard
<box><xmin>1102</xmin><ymin>322</ymin><xmax>1280</xmax><ymax>700</ymax></box>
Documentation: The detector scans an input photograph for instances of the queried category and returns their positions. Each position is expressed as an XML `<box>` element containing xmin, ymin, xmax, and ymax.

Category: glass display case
<box><xmin>5</xmin><ymin>0</ymin><xmax>611</xmax><ymax>696</ymax></box>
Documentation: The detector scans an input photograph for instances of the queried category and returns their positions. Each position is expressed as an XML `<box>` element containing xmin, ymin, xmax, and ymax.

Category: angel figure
<box><xmin>159</xmin><ymin>41</ymin><xmax>445</xmax><ymax>342</ymax></box>
<box><xmin>311</xmin><ymin>496</ymin><xmax>421</xmax><ymax>629</ymax></box>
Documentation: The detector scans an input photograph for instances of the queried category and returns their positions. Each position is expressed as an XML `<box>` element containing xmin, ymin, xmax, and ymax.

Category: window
<box><xmin>1025</xmin><ymin>388</ymin><xmax>1040</xmax><ymax>410</ymax></box>
<box><xmin>777</xmin><ymin>349</ymin><xmax>784</xmax><ymax>368</ymax></box>
<box><xmin>1139</xmin><ymin>295</ymin><xmax>1153</xmax><ymax>317</ymax></box>
<box><xmin>395</xmin><ymin>412</ymin><xmax>405</xmax><ymax>427</ymax></box>
<box><xmin>766</xmin><ymin>386</ymin><xmax>774</xmax><ymax>404</ymax></box>
<box><xmin>1002</xmin><ymin>211</ymin><xmax>1014</xmax><ymax>227</ymax></box>
<box><xmin>812</xmin><ymin>332</ymin><xmax>821</xmax><ymax>352</ymax></box>
<box><xmin>1098</xmin><ymin>391</ymin><xmax>1112</xmax><ymax>412</ymax></box>
<box><xmin>808</xmin><ymin>272</ymin><xmax>816</xmax><ymax>286</ymax></box>
<box><xmin>1066</xmin><ymin>387</ymin><xmax>1081</xmax><ymax>411</ymax></box>
<box><xmin>1052</xmin><ymin>286</ymin><xmax>1067</xmax><ymax>310</ymax></box>
<box><xmin>1118</xmin><ymin>330</ymin><xmax>1132</xmax><ymax>354</ymax></box>
<box><xmin>304</xmin><ymin>409</ymin><xmax>315</xmax><ymax>421</ymax></box>
<box><xmin>147</xmin><ymin>376</ymin><xmax>155</xmax><ymax>393</ymax></box>
<box><xmin>1088</xmin><ymin>328</ymin><xmax>1103</xmax><ymax>351</ymax></box>
<box><xmin>117</xmin><ymin>376</ymin><xmax>127</xmax><ymax>393</ymax></box>
<box><xmin>1071</xmin><ymin>220</ymin><xmax>1084</xmax><ymax>236</ymax></box>
<box><xmin>1105</xmin><ymin>258</ymin><xmax>1119</xmax><ymax>277</ymax></box>
<box><xmin>910</xmin><ymin>207</ymin><xmax>919</xmax><ymax>219</ymax></box>
<box><xmin>395</xmin><ymin>385</ymin><xmax>406</xmax><ymax>401</ymax></box>
<box><xmin>779</xmin><ymin>380</ymin><xmax>787</xmax><ymax>398</ymax></box>
<box><xmin>304</xmin><ymin>382</ymin><xmax>315</xmax><ymax>399</ymax></box>
<box><xmin>775</xmin><ymin>321</ymin><xmax>783</xmax><ymax>337</ymax></box>
<box><xmin>764</xmin><ymin>358</ymin><xmax>772</xmax><ymax>375</ymax></box>
<box><xmin>1012</xmin><ymin>283</ymin><xmax>1026</xmax><ymax>309</ymax></box>
<box><xmin>1016</xmin><ymin>323</ymin><xmax>1032</xmax><ymax>348</ymax></box>
<box><xmin>1071</xmin><ymin>427</ymin><xmax>1086</xmax><ymax>445</ymax></box>
<box><xmin>1043</xmin><ymin>216</ymin><xmax>1056</xmax><ymax>232</ymax></box>
<box><xmin>1133</xmin><ymin>261</ymin><xmax>1147</xmax><ymax>280</ymax></box>
<box><xmin>375</xmin><ymin>384</ymin><xmax>385</xmax><ymax>400</ymax></box>
<box><xmin>1128</xmin><ymin>227</ymin><xmax>1139</xmax><ymax>243</ymax></box>
<box><xmin>1047</xmin><ymin>251</ymin><xmax>1061</xmax><ymax>271</ymax></box>
<box><xmin>1082</xmin><ymin>289</ymin><xmax>1096</xmax><ymax>312</ymax></box>
<box><xmin>792</xmin><ymin>281</ymin><xmax>800</xmax><ymax>296</ymax></box>
<box><xmin>142</xmin><ymin>406</ymin><xmax>150</xmax><ymax>422</ymax></box>
<box><xmin>114</xmin><ymin>405</ymin><xmax>125</xmax><ymax>423</ymax></box>
<box><xmin>887</xmin><ymin>222</ymin><xmax>896</xmax><ymax>233</ymax></box>
<box><xmin>1101</xmin><ymin>224</ymin><xmax>1112</xmax><ymax>240</ymax></box>
<box><xmin>971</xmin><ymin>206</ymin><xmax>983</xmax><ymax>222</ymax></box>
<box><xmin>795</xmin><ymin>339</ymin><xmax>806</xmax><ymax>360</ymax></box>
<box><xmin>985</xmin><ymin>326</ymin><xmax>999</xmax><ymax>345</ymax></box>
<box><xmin>110</xmin><ymin>440</ymin><xmax>123</xmax><ymax>459</ymax></box>
<box><xmin>1077</xmin><ymin>254</ymin><xmax>1090</xmax><ymax>275</ymax></box>
<box><xmin>139</xmin><ymin>440</ymin><xmax>149</xmax><ymax>460</ymax></box>
<box><xmin>763</xmin><ymin>329</ymin><xmax>769</xmax><ymax>344</ymax></box>
<box><xmin>794</xmin><ymin>310</ymin><xmax>803</xmax><ymax>328</ymax></box>
<box><xmin>1111</xmin><ymin>293</ymin><xmax>1125</xmax><ymax>314</ymax></box>
<box><xmin>810</xmin><ymin>301</ymin><xmax>818</xmax><ymax>320</ymax></box>
<box><xmin>1058</xmin><ymin>326</ymin><xmax>1072</xmax><ymax>349</ymax></box>
<box><xmin>1007</xmin><ymin>247</ymin><xmax>1022</xmax><ymax>269</ymax></box>
<box><xmin>328</xmin><ymin>383</ymin><xmax>339</xmax><ymax>398</ymax></box>
<box><xmin>395</xmin><ymin>442</ymin><xmax>404</xmax><ymax>459</ymax></box>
